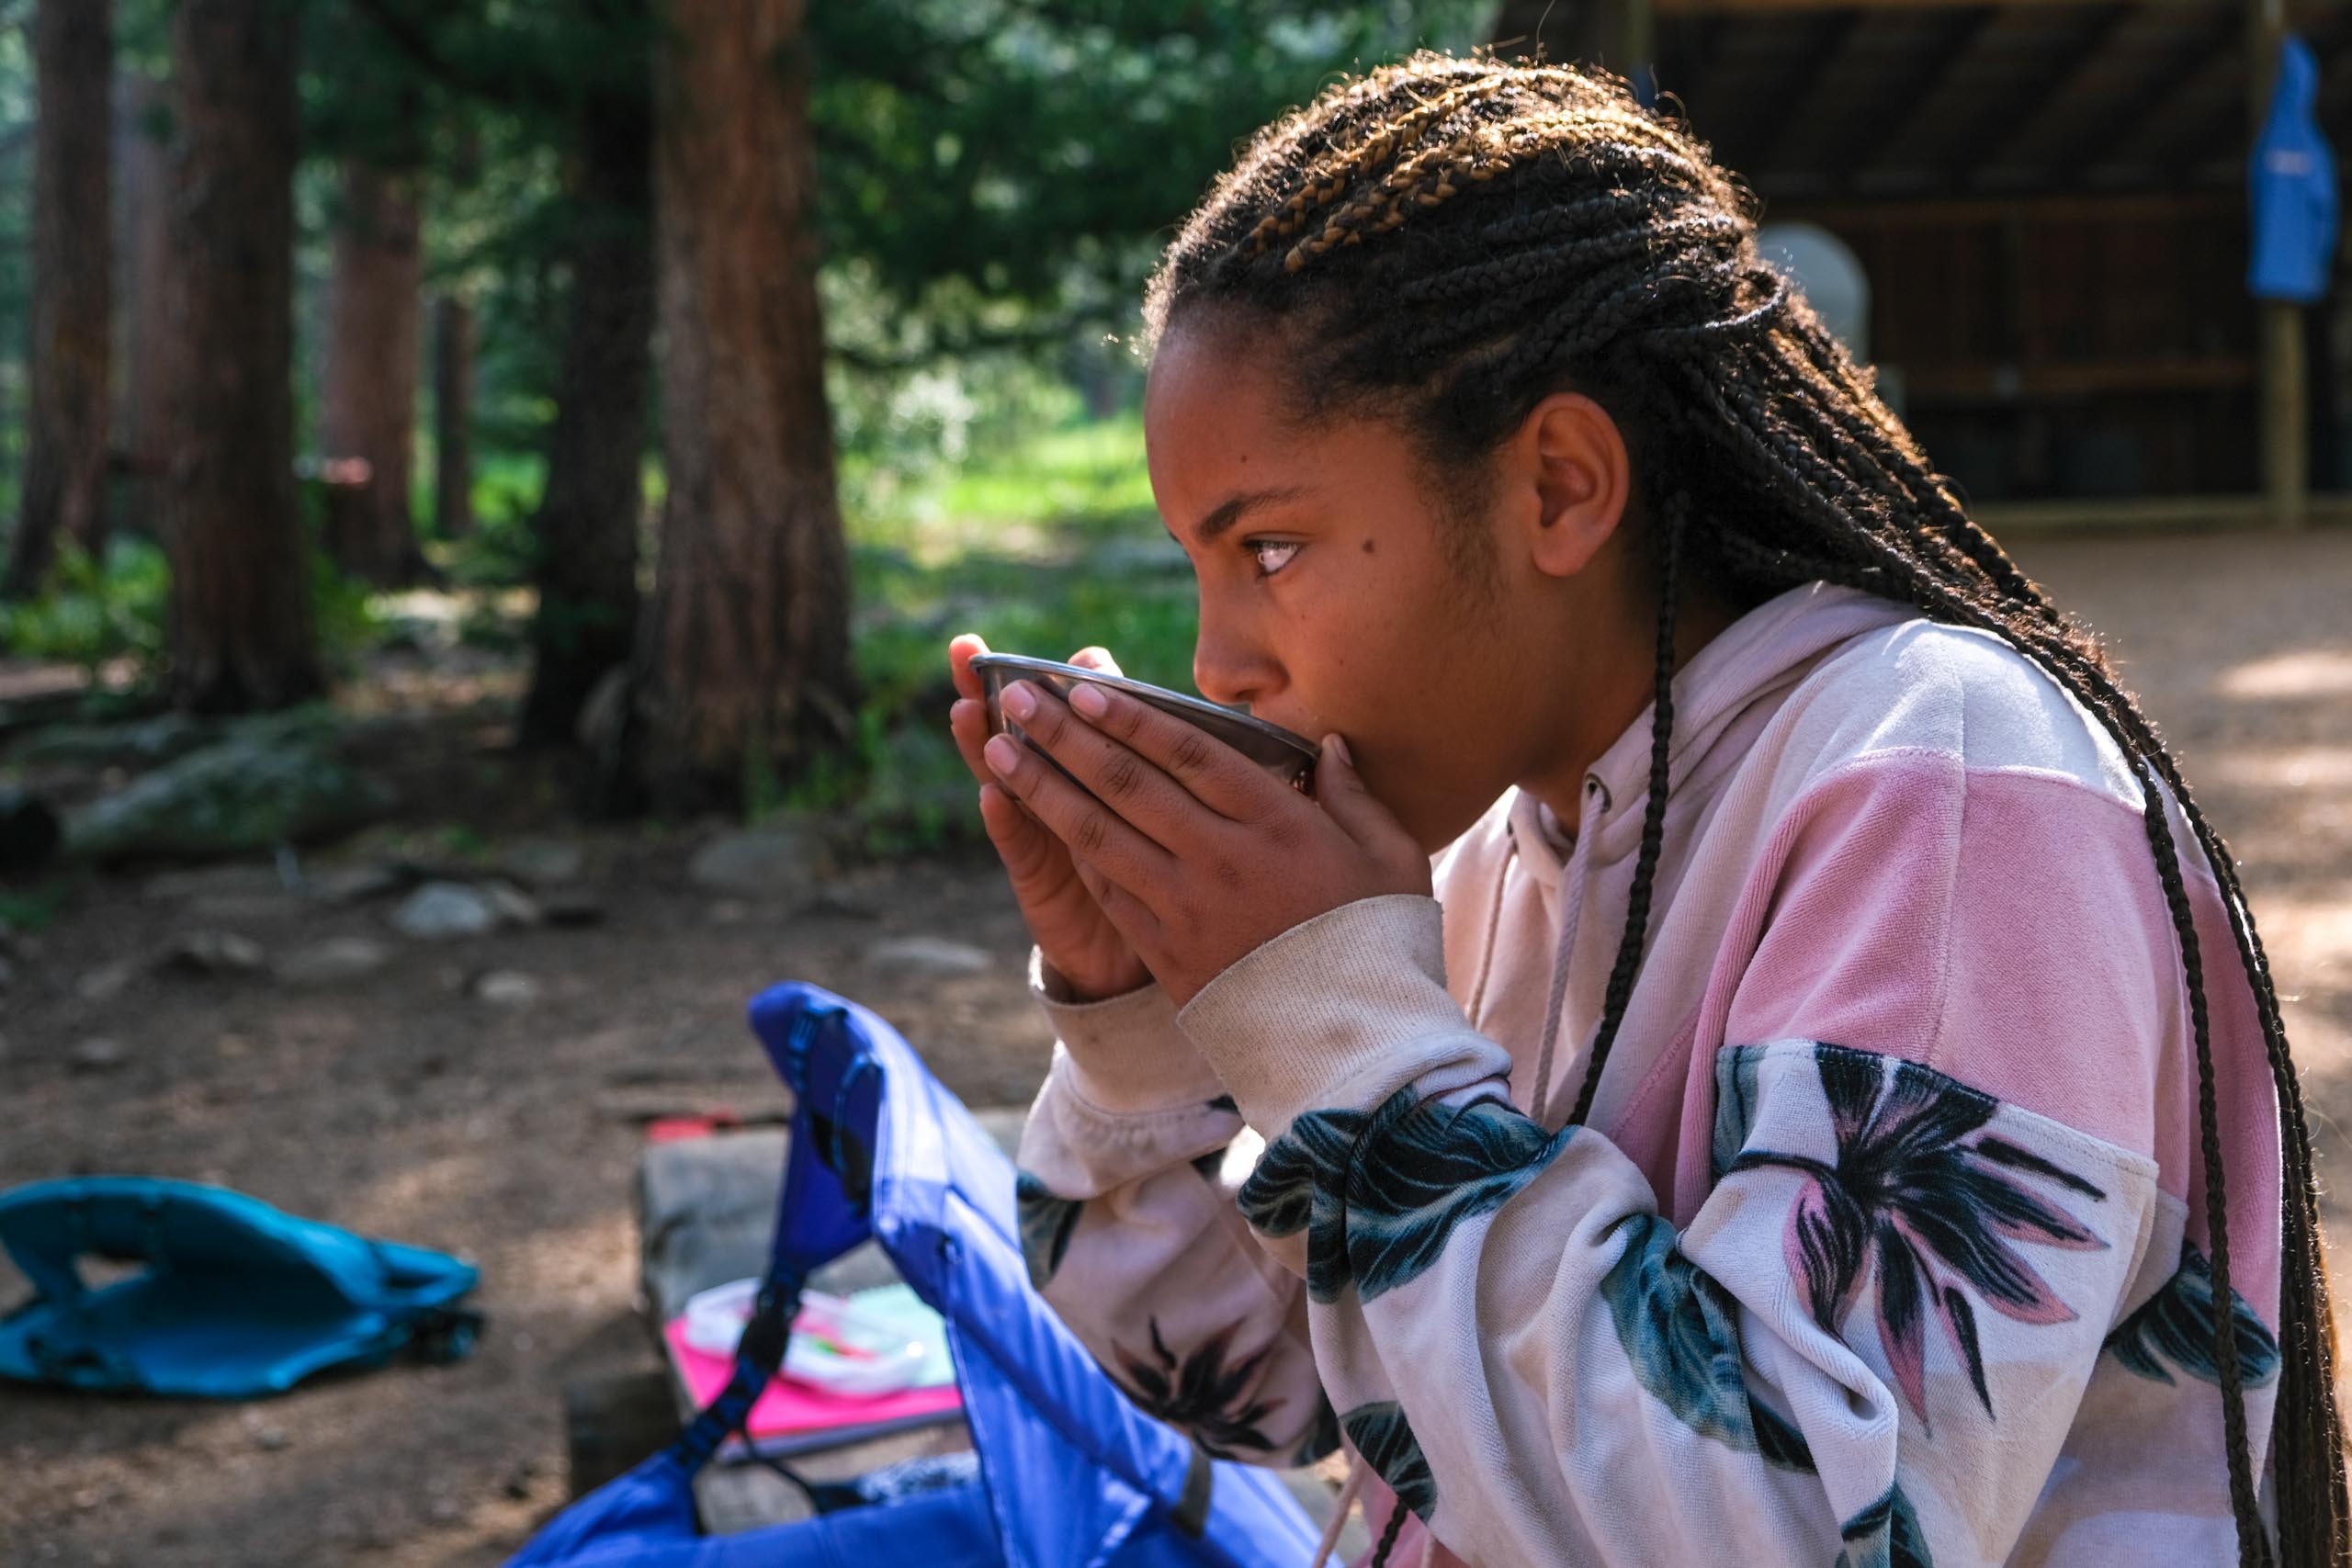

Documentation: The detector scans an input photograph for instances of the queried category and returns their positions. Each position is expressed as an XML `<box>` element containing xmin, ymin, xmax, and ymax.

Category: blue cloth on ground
<box><xmin>506</xmin><ymin>980</ymin><xmax>1319</xmax><ymax>1567</ymax></box>
<box><xmin>0</xmin><ymin>1176</ymin><xmax>480</xmax><ymax>1398</ymax></box>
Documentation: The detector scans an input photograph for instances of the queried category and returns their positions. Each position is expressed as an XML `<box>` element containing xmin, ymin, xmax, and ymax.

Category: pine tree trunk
<box><xmin>6</xmin><ymin>0</ymin><xmax>114</xmax><ymax>598</ymax></box>
<box><xmin>635</xmin><ymin>0</ymin><xmax>855</xmax><ymax>812</ymax></box>
<box><xmin>164</xmin><ymin>0</ymin><xmax>322</xmax><ymax>714</ymax></box>
<box><xmin>520</xmin><ymin>37</ymin><xmax>654</xmax><ymax>750</ymax></box>
<box><xmin>322</xmin><ymin>159</ymin><xmax>424</xmax><ymax>586</ymax></box>
<box><xmin>430</xmin><ymin>294</ymin><xmax>474</xmax><ymax>539</ymax></box>
<box><xmin>116</xmin><ymin>69</ymin><xmax>175</xmax><ymax>539</ymax></box>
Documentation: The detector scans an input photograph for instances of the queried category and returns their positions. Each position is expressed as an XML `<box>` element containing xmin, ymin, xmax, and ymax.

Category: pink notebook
<box><xmin>662</xmin><ymin>1316</ymin><xmax>965</xmax><ymax>1457</ymax></box>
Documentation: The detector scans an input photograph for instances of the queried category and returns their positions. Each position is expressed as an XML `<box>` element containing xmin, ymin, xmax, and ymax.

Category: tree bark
<box><xmin>430</xmin><ymin>294</ymin><xmax>474</xmax><ymax>539</ymax></box>
<box><xmin>164</xmin><ymin>0</ymin><xmax>322</xmax><ymax>713</ymax></box>
<box><xmin>6</xmin><ymin>0</ymin><xmax>114</xmax><ymax>598</ymax></box>
<box><xmin>520</xmin><ymin>29</ymin><xmax>654</xmax><ymax>750</ymax></box>
<box><xmin>630</xmin><ymin>0</ymin><xmax>855</xmax><ymax>810</ymax></box>
<box><xmin>322</xmin><ymin>158</ymin><xmax>425</xmax><ymax>585</ymax></box>
<box><xmin>115</xmin><ymin>69</ymin><xmax>175</xmax><ymax>538</ymax></box>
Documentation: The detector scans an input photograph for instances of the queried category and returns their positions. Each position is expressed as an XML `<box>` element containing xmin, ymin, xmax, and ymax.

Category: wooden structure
<box><xmin>1493</xmin><ymin>0</ymin><xmax>2346</xmax><ymax>527</ymax></box>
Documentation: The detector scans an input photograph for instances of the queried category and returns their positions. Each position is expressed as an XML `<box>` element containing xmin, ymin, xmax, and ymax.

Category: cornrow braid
<box><xmin>1145</xmin><ymin>50</ymin><xmax>2348</xmax><ymax>1568</ymax></box>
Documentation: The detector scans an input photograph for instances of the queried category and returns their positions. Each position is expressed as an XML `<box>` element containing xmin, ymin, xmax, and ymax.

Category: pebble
<box><xmin>276</xmin><ymin>936</ymin><xmax>394</xmax><ymax>987</ymax></box>
<box><xmin>390</xmin><ymin>882</ymin><xmax>501</xmax><ymax>941</ymax></box>
<box><xmin>75</xmin><ymin>960</ymin><xmax>136</xmax><ymax>1002</ymax></box>
<box><xmin>70</xmin><ymin>1037</ymin><xmax>128</xmax><ymax>1073</ymax></box>
<box><xmin>497</xmin><ymin>839</ymin><xmax>585</xmax><ymax>886</ymax></box>
<box><xmin>156</xmin><ymin>930</ymin><xmax>267</xmax><ymax>977</ymax></box>
<box><xmin>864</xmin><ymin>935</ymin><xmax>992</xmax><ymax>978</ymax></box>
<box><xmin>471</xmin><ymin>970</ymin><xmax>541</xmax><ymax>1007</ymax></box>
<box><xmin>241</xmin><ymin>1410</ymin><xmax>290</xmax><ymax>1451</ymax></box>
<box><xmin>687</xmin><ymin>827</ymin><xmax>825</xmax><ymax>895</ymax></box>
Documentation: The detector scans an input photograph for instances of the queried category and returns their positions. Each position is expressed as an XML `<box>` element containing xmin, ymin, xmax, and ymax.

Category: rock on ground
<box><xmin>863</xmin><ymin>935</ymin><xmax>993</xmax><ymax>978</ymax></box>
<box><xmin>391</xmin><ymin>882</ymin><xmax>538</xmax><ymax>942</ymax></box>
<box><xmin>62</xmin><ymin>717</ymin><xmax>396</xmax><ymax>864</ymax></box>
<box><xmin>686</xmin><ymin>828</ymin><xmax>829</xmax><ymax>896</ymax></box>
<box><xmin>275</xmin><ymin>936</ymin><xmax>395</xmax><ymax>987</ymax></box>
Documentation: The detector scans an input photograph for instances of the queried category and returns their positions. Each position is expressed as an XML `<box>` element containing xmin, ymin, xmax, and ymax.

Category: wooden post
<box><xmin>2251</xmin><ymin>0</ymin><xmax>2309</xmax><ymax>526</ymax></box>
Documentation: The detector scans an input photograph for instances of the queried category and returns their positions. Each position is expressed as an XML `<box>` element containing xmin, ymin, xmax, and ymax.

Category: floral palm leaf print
<box><xmin>2102</xmin><ymin>1239</ymin><xmax>2280</xmax><ymax>1389</ymax></box>
<box><xmin>1726</xmin><ymin>1043</ymin><xmax>2108</xmax><ymax>1431</ymax></box>
<box><xmin>1294</xmin><ymin>1393</ymin><xmax>1343</xmax><ymax>1466</ymax></box>
<box><xmin>1600</xmin><ymin>1212</ymin><xmax>1815</xmax><ymax>1473</ymax></box>
<box><xmin>1712</xmin><ymin>1044</ymin><xmax>1766</xmax><ymax>1183</ymax></box>
<box><xmin>1014</xmin><ymin>1169</ymin><xmax>1083</xmax><ymax>1292</ymax></box>
<box><xmin>1341</xmin><ymin>1400</ymin><xmax>1439</xmax><ymax>1523</ymax></box>
<box><xmin>1836</xmin><ymin>1483</ymin><xmax>1934</xmax><ymax>1568</ymax></box>
<box><xmin>1110</xmin><ymin>1317</ymin><xmax>1280</xmax><ymax>1460</ymax></box>
<box><xmin>1237</xmin><ymin>1087</ymin><xmax>1571</xmax><ymax>1303</ymax></box>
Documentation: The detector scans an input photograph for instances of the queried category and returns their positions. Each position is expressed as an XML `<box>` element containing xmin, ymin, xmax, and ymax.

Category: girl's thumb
<box><xmin>1316</xmin><ymin>733</ymin><xmax>1385</xmax><ymax>844</ymax></box>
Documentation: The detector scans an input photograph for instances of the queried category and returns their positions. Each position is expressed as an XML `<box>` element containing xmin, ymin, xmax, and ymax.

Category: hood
<box><xmin>1507</xmin><ymin>581</ymin><xmax>1919</xmax><ymax>874</ymax></box>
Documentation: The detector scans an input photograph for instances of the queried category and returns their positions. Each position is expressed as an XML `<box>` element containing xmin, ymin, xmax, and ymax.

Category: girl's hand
<box><xmin>977</xmin><ymin>675</ymin><xmax>1430</xmax><ymax>1008</ymax></box>
<box><xmin>948</xmin><ymin>634</ymin><xmax>1152</xmax><ymax>1002</ymax></box>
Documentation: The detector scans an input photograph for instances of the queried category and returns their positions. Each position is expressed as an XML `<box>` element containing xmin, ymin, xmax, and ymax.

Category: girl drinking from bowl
<box><xmin>943</xmin><ymin>53</ymin><xmax>2341</xmax><ymax>1568</ymax></box>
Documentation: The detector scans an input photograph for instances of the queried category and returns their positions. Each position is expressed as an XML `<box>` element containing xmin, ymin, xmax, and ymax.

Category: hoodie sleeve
<box><xmin>1169</xmin><ymin>754</ymin><xmax>2185</xmax><ymax>1567</ymax></box>
<box><xmin>1011</xmin><ymin>950</ymin><xmax>1339</xmax><ymax>1467</ymax></box>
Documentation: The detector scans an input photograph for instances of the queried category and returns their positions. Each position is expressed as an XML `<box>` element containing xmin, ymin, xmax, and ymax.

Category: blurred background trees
<box><xmin>0</xmin><ymin>0</ymin><xmax>1489</xmax><ymax>820</ymax></box>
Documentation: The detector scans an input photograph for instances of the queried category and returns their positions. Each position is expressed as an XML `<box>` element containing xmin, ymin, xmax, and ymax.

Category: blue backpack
<box><xmin>507</xmin><ymin>980</ymin><xmax>1319</xmax><ymax>1567</ymax></box>
<box><xmin>0</xmin><ymin>1177</ymin><xmax>479</xmax><ymax>1398</ymax></box>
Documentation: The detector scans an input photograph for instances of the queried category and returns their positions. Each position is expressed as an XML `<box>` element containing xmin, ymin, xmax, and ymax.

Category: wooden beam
<box><xmin>1734</xmin><ymin>11</ymin><xmax>1864</xmax><ymax>174</ymax></box>
<box><xmin>1770</xmin><ymin>189</ymin><xmax>2241</xmax><ymax>225</ymax></box>
<box><xmin>1978</xmin><ymin>493</ymin><xmax>2352</xmax><ymax>535</ymax></box>
<box><xmin>1966</xmin><ymin>3</ymin><xmax>2146</xmax><ymax>179</ymax></box>
<box><xmin>2064</xmin><ymin>6</ymin><xmax>2245</xmax><ymax>179</ymax></box>
<box><xmin>1901</xmin><ymin>354</ymin><xmax>2256</xmax><ymax>400</ymax></box>
<box><xmin>1850</xmin><ymin>5</ymin><xmax>2133</xmax><ymax>193</ymax></box>
<box><xmin>1754</xmin><ymin>8</ymin><xmax>1996</xmax><ymax>194</ymax></box>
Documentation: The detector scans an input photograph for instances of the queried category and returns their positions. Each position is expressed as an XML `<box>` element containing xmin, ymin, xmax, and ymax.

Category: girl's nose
<box><xmin>1193</xmin><ymin>616</ymin><xmax>1277</xmax><ymax>711</ymax></box>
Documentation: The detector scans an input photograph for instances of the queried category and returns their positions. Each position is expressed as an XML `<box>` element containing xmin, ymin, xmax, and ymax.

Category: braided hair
<box><xmin>1143</xmin><ymin>52</ymin><xmax>2346</xmax><ymax>1567</ymax></box>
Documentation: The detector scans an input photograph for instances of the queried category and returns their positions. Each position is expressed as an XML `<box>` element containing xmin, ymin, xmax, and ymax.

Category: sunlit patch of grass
<box><xmin>827</xmin><ymin>412</ymin><xmax>1201</xmax><ymax>855</ymax></box>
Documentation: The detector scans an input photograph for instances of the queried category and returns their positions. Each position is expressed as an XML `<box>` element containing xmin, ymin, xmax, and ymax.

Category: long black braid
<box><xmin>1144</xmin><ymin>52</ymin><xmax>2346</xmax><ymax>1567</ymax></box>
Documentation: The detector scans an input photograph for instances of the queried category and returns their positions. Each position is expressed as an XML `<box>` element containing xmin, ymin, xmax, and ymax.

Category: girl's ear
<box><xmin>1509</xmin><ymin>391</ymin><xmax>1633</xmax><ymax>580</ymax></box>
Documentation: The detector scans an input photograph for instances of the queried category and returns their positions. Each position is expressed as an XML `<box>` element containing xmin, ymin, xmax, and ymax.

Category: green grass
<box><xmin>809</xmin><ymin>410</ymin><xmax>1202</xmax><ymax>854</ymax></box>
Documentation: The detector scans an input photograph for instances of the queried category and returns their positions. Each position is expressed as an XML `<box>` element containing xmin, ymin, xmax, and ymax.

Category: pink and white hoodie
<box><xmin>1012</xmin><ymin>581</ymin><xmax>2285</xmax><ymax>1566</ymax></box>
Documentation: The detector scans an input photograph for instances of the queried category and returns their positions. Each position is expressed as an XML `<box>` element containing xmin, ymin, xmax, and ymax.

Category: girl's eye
<box><xmin>1248</xmin><ymin>539</ymin><xmax>1302</xmax><ymax>578</ymax></box>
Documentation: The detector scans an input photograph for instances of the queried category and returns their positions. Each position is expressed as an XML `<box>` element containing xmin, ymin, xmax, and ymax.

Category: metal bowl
<box><xmin>968</xmin><ymin>653</ymin><xmax>1318</xmax><ymax>795</ymax></box>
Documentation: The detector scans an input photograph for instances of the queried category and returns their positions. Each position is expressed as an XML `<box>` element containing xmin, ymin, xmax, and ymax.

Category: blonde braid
<box><xmin>1246</xmin><ymin>78</ymin><xmax>1505</xmax><ymax>258</ymax></box>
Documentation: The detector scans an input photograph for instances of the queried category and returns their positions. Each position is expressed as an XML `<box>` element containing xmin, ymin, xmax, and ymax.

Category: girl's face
<box><xmin>1144</xmin><ymin>321</ymin><xmax>1633</xmax><ymax>852</ymax></box>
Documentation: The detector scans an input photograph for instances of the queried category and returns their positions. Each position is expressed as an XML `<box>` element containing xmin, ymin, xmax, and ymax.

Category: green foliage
<box><xmin>808</xmin><ymin>0</ymin><xmax>1494</xmax><ymax>340</ymax></box>
<box><xmin>0</xmin><ymin>540</ymin><xmax>170</xmax><ymax>674</ymax></box>
<box><xmin>0</xmin><ymin>879</ymin><xmax>71</xmax><ymax>935</ymax></box>
<box><xmin>808</xmin><ymin>408</ymin><xmax>1204</xmax><ymax>857</ymax></box>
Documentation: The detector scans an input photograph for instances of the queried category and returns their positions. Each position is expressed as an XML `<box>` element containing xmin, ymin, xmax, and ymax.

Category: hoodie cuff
<box><xmin>1175</xmin><ymin>894</ymin><xmax>1505</xmax><ymax>1136</ymax></box>
<box><xmin>1028</xmin><ymin>948</ymin><xmax>1229</xmax><ymax>1115</ymax></box>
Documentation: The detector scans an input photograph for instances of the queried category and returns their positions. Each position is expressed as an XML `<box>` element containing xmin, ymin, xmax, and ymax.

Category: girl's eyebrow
<box><xmin>1184</xmin><ymin>485</ymin><xmax>1314</xmax><ymax>544</ymax></box>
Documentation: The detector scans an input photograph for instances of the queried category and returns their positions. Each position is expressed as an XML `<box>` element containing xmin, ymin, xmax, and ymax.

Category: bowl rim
<box><xmin>967</xmin><ymin>652</ymin><xmax>1319</xmax><ymax>761</ymax></box>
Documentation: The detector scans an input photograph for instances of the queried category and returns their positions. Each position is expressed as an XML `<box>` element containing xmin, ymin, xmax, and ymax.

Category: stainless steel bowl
<box><xmin>968</xmin><ymin>653</ymin><xmax>1318</xmax><ymax>795</ymax></box>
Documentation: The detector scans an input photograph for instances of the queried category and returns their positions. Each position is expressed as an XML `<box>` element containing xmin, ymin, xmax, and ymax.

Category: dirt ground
<box><xmin>3</xmin><ymin>526</ymin><xmax>2350</xmax><ymax>1566</ymax></box>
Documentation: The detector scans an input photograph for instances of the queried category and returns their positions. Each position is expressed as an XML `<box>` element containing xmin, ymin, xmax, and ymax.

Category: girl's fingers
<box><xmin>947</xmin><ymin>631</ymin><xmax>990</xmax><ymax>701</ymax></box>
<box><xmin>1058</xmin><ymin>680</ymin><xmax>1286</xmax><ymax>821</ymax></box>
<box><xmin>981</xmin><ymin>721</ymin><xmax>1173</xmax><ymax>892</ymax></box>
<box><xmin>977</xmin><ymin>781</ymin><xmax>1055</xmax><ymax>876</ymax></box>
<box><xmin>998</xmin><ymin>680</ymin><xmax>1208</xmax><ymax>842</ymax></box>
<box><xmin>948</xmin><ymin>695</ymin><xmax>999</xmax><ymax>786</ymax></box>
<box><xmin>1072</xmin><ymin>858</ymin><xmax>1163</xmax><ymax>954</ymax></box>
